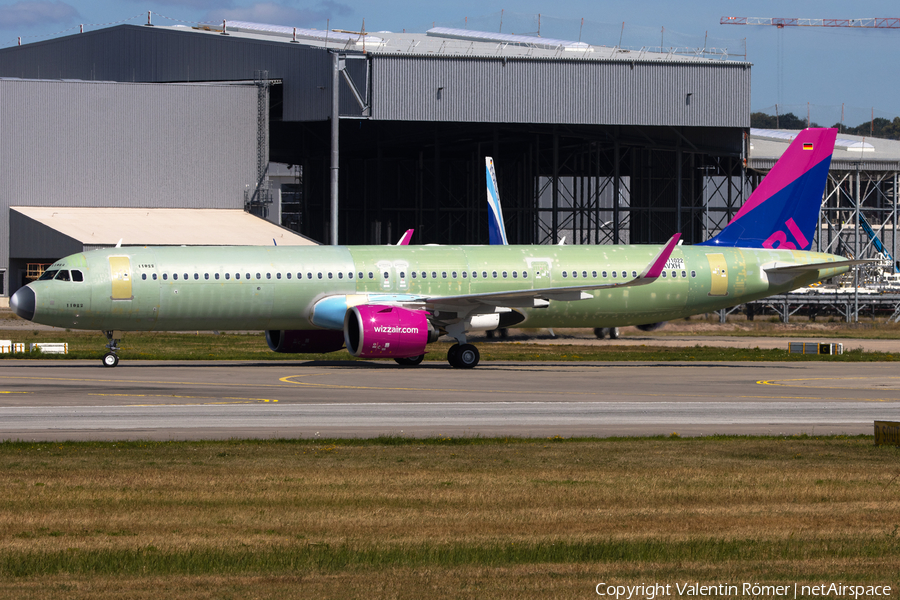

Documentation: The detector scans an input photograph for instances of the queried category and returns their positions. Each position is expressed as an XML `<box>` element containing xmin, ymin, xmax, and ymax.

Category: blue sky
<box><xmin>1</xmin><ymin>0</ymin><xmax>898</xmax><ymax>126</ymax></box>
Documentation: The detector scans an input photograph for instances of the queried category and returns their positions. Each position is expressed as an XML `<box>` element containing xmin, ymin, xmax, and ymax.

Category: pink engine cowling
<box><xmin>344</xmin><ymin>304</ymin><xmax>430</xmax><ymax>358</ymax></box>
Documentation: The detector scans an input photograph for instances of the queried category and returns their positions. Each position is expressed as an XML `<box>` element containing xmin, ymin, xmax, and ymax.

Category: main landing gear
<box><xmin>102</xmin><ymin>330</ymin><xmax>122</xmax><ymax>368</ymax></box>
<box><xmin>447</xmin><ymin>343</ymin><xmax>480</xmax><ymax>369</ymax></box>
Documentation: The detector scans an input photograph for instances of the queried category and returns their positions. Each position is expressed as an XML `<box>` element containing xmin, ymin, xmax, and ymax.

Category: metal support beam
<box><xmin>330</xmin><ymin>52</ymin><xmax>340</xmax><ymax>245</ymax></box>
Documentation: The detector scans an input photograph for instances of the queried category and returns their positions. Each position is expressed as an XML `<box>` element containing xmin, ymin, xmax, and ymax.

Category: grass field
<box><xmin>0</xmin><ymin>329</ymin><xmax>897</xmax><ymax>363</ymax></box>
<box><xmin>1</xmin><ymin>436</ymin><xmax>898</xmax><ymax>599</ymax></box>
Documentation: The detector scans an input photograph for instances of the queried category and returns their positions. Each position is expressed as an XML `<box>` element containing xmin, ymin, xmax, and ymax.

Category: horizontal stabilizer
<box><xmin>764</xmin><ymin>258</ymin><xmax>870</xmax><ymax>275</ymax></box>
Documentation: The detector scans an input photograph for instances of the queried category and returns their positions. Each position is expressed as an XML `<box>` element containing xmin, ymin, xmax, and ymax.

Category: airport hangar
<box><xmin>0</xmin><ymin>19</ymin><xmax>755</xmax><ymax>297</ymax></box>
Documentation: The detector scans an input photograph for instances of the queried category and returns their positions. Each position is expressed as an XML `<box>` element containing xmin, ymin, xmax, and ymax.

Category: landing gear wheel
<box><xmin>395</xmin><ymin>354</ymin><xmax>425</xmax><ymax>366</ymax></box>
<box><xmin>447</xmin><ymin>344</ymin><xmax>460</xmax><ymax>366</ymax></box>
<box><xmin>608</xmin><ymin>327</ymin><xmax>619</xmax><ymax>340</ymax></box>
<box><xmin>594</xmin><ymin>328</ymin><xmax>606</xmax><ymax>339</ymax></box>
<box><xmin>102</xmin><ymin>352</ymin><xmax>119</xmax><ymax>368</ymax></box>
<box><xmin>453</xmin><ymin>344</ymin><xmax>480</xmax><ymax>369</ymax></box>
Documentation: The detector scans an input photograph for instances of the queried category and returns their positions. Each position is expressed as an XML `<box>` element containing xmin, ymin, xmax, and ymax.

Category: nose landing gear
<box><xmin>102</xmin><ymin>330</ymin><xmax>122</xmax><ymax>368</ymax></box>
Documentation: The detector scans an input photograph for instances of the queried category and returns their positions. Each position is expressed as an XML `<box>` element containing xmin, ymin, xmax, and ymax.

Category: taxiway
<box><xmin>0</xmin><ymin>360</ymin><xmax>896</xmax><ymax>440</ymax></box>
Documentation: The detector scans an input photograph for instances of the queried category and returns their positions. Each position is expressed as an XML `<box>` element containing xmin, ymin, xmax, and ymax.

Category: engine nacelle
<box><xmin>265</xmin><ymin>329</ymin><xmax>345</xmax><ymax>353</ymax></box>
<box><xmin>344</xmin><ymin>304</ymin><xmax>436</xmax><ymax>358</ymax></box>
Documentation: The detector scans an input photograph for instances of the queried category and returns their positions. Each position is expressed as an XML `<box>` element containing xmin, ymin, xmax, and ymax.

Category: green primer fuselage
<box><xmin>27</xmin><ymin>244</ymin><xmax>850</xmax><ymax>332</ymax></box>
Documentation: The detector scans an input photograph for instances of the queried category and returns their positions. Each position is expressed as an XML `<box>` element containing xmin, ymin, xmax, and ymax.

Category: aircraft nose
<box><xmin>10</xmin><ymin>286</ymin><xmax>35</xmax><ymax>321</ymax></box>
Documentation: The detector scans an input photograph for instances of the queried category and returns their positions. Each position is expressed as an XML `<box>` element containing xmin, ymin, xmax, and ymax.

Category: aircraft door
<box><xmin>395</xmin><ymin>261</ymin><xmax>409</xmax><ymax>291</ymax></box>
<box><xmin>376</xmin><ymin>261</ymin><xmax>393</xmax><ymax>291</ymax></box>
<box><xmin>109</xmin><ymin>256</ymin><xmax>133</xmax><ymax>300</ymax></box>
<box><xmin>705</xmin><ymin>254</ymin><xmax>728</xmax><ymax>297</ymax></box>
<box><xmin>529</xmin><ymin>260</ymin><xmax>550</xmax><ymax>284</ymax></box>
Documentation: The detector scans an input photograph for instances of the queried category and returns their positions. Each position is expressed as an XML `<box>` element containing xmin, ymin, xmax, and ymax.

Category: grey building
<box><xmin>0</xmin><ymin>77</ymin><xmax>303</xmax><ymax>295</ymax></box>
<box><xmin>0</xmin><ymin>22</ymin><xmax>753</xmax><ymax>255</ymax></box>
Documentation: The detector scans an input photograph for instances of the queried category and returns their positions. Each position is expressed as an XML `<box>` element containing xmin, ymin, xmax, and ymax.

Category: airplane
<box><xmin>11</xmin><ymin>128</ymin><xmax>861</xmax><ymax>369</ymax></box>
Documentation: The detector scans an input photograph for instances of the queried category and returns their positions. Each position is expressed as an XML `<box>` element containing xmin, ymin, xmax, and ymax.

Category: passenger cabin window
<box><xmin>153</xmin><ymin>274</ymin><xmax>158</xmax><ymax>281</ymax></box>
<box><xmin>141</xmin><ymin>274</ymin><xmax>147</xmax><ymax>281</ymax></box>
<box><xmin>194</xmin><ymin>273</ymin><xmax>199</xmax><ymax>280</ymax></box>
<box><xmin>214</xmin><ymin>273</ymin><xmax>219</xmax><ymax>280</ymax></box>
<box><xmin>163</xmin><ymin>274</ymin><xmax>168</xmax><ymax>281</ymax></box>
<box><xmin>412</xmin><ymin>272</ymin><xmax>417</xmax><ymax>279</ymax></box>
<box><xmin>235</xmin><ymin>273</ymin><xmax>240</xmax><ymax>280</ymax></box>
<box><xmin>225</xmin><ymin>273</ymin><xmax>230</xmax><ymax>280</ymax></box>
<box><xmin>691</xmin><ymin>270</ymin><xmax>697</xmax><ymax>278</ymax></box>
<box><xmin>523</xmin><ymin>271</ymin><xmax>528</xmax><ymax>278</ymax></box>
<box><xmin>502</xmin><ymin>271</ymin><xmax>508</xmax><ymax>278</ymax></box>
<box><xmin>462</xmin><ymin>271</ymin><xmax>468</xmax><ymax>278</ymax></box>
<box><xmin>492</xmin><ymin>271</ymin><xmax>498</xmax><ymax>278</ymax></box>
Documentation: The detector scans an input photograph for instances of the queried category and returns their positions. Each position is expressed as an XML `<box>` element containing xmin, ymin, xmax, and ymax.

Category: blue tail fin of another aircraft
<box><xmin>485</xmin><ymin>157</ymin><xmax>509</xmax><ymax>245</ymax></box>
<box><xmin>699</xmin><ymin>128</ymin><xmax>838</xmax><ymax>250</ymax></box>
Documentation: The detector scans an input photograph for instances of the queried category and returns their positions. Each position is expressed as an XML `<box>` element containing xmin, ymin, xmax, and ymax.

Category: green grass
<box><xmin>0</xmin><ymin>330</ymin><xmax>896</xmax><ymax>362</ymax></box>
<box><xmin>1</xmin><ymin>436</ymin><xmax>899</xmax><ymax>598</ymax></box>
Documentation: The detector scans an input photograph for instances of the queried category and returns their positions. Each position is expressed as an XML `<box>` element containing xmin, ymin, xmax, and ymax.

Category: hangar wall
<box><xmin>370</xmin><ymin>56</ymin><xmax>750</xmax><ymax>126</ymax></box>
<box><xmin>0</xmin><ymin>78</ymin><xmax>260</xmax><ymax>294</ymax></box>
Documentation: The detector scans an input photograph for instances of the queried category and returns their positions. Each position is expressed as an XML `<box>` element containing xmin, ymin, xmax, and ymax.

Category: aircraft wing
<box><xmin>422</xmin><ymin>234</ymin><xmax>681</xmax><ymax>309</ymax></box>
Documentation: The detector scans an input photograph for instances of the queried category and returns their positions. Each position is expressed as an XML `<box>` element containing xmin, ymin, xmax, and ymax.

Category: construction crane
<box><xmin>721</xmin><ymin>17</ymin><xmax>900</xmax><ymax>28</ymax></box>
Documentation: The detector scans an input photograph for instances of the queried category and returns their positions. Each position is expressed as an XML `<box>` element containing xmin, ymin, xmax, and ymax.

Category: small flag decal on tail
<box><xmin>803</xmin><ymin>143</ymin><xmax>813</xmax><ymax>150</ymax></box>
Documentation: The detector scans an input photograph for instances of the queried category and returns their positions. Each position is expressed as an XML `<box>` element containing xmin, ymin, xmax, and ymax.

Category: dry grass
<box><xmin>1</xmin><ymin>437</ymin><xmax>899</xmax><ymax>598</ymax></box>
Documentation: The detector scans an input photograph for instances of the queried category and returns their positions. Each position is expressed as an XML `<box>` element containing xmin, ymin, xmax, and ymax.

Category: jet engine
<box><xmin>344</xmin><ymin>304</ymin><xmax>438</xmax><ymax>358</ymax></box>
<box><xmin>265</xmin><ymin>329</ymin><xmax>346</xmax><ymax>353</ymax></box>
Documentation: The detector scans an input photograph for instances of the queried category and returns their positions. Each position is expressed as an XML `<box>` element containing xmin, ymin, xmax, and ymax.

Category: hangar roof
<box><xmin>10</xmin><ymin>208</ymin><xmax>317</xmax><ymax>247</ymax></box>
<box><xmin>749</xmin><ymin>128</ymin><xmax>900</xmax><ymax>171</ymax></box>
<box><xmin>208</xmin><ymin>21</ymin><xmax>744</xmax><ymax>64</ymax></box>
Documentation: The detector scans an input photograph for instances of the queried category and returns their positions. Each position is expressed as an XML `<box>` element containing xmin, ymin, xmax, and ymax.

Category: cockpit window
<box><xmin>55</xmin><ymin>270</ymin><xmax>71</xmax><ymax>282</ymax></box>
<box><xmin>38</xmin><ymin>270</ymin><xmax>58</xmax><ymax>281</ymax></box>
<box><xmin>71</xmin><ymin>270</ymin><xmax>84</xmax><ymax>282</ymax></box>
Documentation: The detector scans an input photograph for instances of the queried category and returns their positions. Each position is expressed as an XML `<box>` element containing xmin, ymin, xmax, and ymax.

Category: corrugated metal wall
<box><xmin>0</xmin><ymin>78</ymin><xmax>258</xmax><ymax>294</ymax></box>
<box><xmin>370</xmin><ymin>56</ymin><xmax>750</xmax><ymax>127</ymax></box>
<box><xmin>0</xmin><ymin>25</ymin><xmax>336</xmax><ymax>121</ymax></box>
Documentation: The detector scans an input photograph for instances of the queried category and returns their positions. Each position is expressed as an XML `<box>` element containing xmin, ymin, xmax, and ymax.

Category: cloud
<box><xmin>204</xmin><ymin>1</ymin><xmax>352</xmax><ymax>28</ymax></box>
<box><xmin>0</xmin><ymin>0</ymin><xmax>79</xmax><ymax>29</ymax></box>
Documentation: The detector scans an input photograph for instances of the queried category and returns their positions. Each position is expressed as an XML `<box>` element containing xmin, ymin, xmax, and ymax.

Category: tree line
<box><xmin>750</xmin><ymin>112</ymin><xmax>900</xmax><ymax>140</ymax></box>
